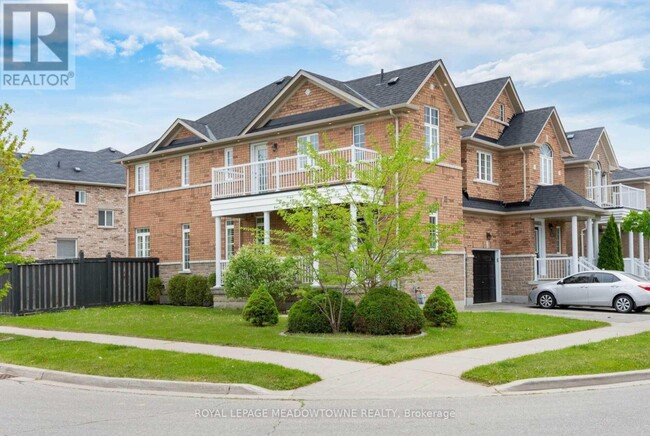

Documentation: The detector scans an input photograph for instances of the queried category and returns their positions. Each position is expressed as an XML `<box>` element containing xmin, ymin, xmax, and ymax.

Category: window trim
<box><xmin>297</xmin><ymin>133</ymin><xmax>319</xmax><ymax>169</ymax></box>
<box><xmin>98</xmin><ymin>209</ymin><xmax>115</xmax><ymax>228</ymax></box>
<box><xmin>540</xmin><ymin>143</ymin><xmax>554</xmax><ymax>186</ymax></box>
<box><xmin>429</xmin><ymin>212</ymin><xmax>438</xmax><ymax>251</ymax></box>
<box><xmin>135</xmin><ymin>228</ymin><xmax>150</xmax><ymax>258</ymax></box>
<box><xmin>424</xmin><ymin>106</ymin><xmax>440</xmax><ymax>161</ymax></box>
<box><xmin>75</xmin><ymin>190</ymin><xmax>86</xmax><ymax>205</ymax></box>
<box><xmin>352</xmin><ymin>124</ymin><xmax>365</xmax><ymax>148</ymax></box>
<box><xmin>181</xmin><ymin>155</ymin><xmax>190</xmax><ymax>187</ymax></box>
<box><xmin>498</xmin><ymin>103</ymin><xmax>505</xmax><ymax>122</ymax></box>
<box><xmin>181</xmin><ymin>224</ymin><xmax>190</xmax><ymax>271</ymax></box>
<box><xmin>476</xmin><ymin>150</ymin><xmax>493</xmax><ymax>183</ymax></box>
<box><xmin>225</xmin><ymin>219</ymin><xmax>235</xmax><ymax>260</ymax></box>
<box><xmin>56</xmin><ymin>239</ymin><xmax>77</xmax><ymax>259</ymax></box>
<box><xmin>135</xmin><ymin>163</ymin><xmax>150</xmax><ymax>193</ymax></box>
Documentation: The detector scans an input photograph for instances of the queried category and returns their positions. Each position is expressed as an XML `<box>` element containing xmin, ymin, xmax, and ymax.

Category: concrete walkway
<box><xmin>3</xmin><ymin>312</ymin><xmax>650</xmax><ymax>399</ymax></box>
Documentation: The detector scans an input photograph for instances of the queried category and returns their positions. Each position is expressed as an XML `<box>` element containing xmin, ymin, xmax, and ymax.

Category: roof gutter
<box><xmin>463</xmin><ymin>136</ymin><xmax>538</xmax><ymax>151</ymax></box>
<box><xmin>117</xmin><ymin>103</ymin><xmax>417</xmax><ymax>165</ymax></box>
<box><xmin>462</xmin><ymin>205</ymin><xmax>605</xmax><ymax>217</ymax></box>
<box><xmin>28</xmin><ymin>177</ymin><xmax>126</xmax><ymax>188</ymax></box>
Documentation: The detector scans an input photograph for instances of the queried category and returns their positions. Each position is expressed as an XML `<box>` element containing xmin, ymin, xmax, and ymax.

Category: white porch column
<box><xmin>312</xmin><ymin>208</ymin><xmax>319</xmax><ymax>286</ymax></box>
<box><xmin>215</xmin><ymin>217</ymin><xmax>222</xmax><ymax>287</ymax></box>
<box><xmin>350</xmin><ymin>203</ymin><xmax>358</xmax><ymax>252</ymax></box>
<box><xmin>593</xmin><ymin>223</ymin><xmax>599</xmax><ymax>258</ymax></box>
<box><xmin>639</xmin><ymin>233</ymin><xmax>645</xmax><ymax>264</ymax></box>
<box><xmin>263</xmin><ymin>211</ymin><xmax>271</xmax><ymax>246</ymax></box>
<box><xmin>628</xmin><ymin>231</ymin><xmax>634</xmax><ymax>260</ymax></box>
<box><xmin>571</xmin><ymin>216</ymin><xmax>579</xmax><ymax>274</ymax></box>
<box><xmin>586</xmin><ymin>218</ymin><xmax>594</xmax><ymax>260</ymax></box>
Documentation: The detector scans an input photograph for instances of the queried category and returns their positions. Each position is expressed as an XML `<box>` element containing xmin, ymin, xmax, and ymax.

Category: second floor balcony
<box><xmin>586</xmin><ymin>184</ymin><xmax>646</xmax><ymax>210</ymax></box>
<box><xmin>212</xmin><ymin>145</ymin><xmax>378</xmax><ymax>199</ymax></box>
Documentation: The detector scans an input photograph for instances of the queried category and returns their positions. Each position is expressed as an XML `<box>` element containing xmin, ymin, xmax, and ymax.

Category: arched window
<box><xmin>540</xmin><ymin>144</ymin><xmax>553</xmax><ymax>185</ymax></box>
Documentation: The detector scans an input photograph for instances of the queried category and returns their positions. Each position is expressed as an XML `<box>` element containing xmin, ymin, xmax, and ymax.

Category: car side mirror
<box><xmin>557</xmin><ymin>280</ymin><xmax>564</xmax><ymax>285</ymax></box>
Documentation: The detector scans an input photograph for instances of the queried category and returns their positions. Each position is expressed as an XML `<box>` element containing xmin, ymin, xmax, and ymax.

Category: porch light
<box><xmin>272</xmin><ymin>143</ymin><xmax>278</xmax><ymax>152</ymax></box>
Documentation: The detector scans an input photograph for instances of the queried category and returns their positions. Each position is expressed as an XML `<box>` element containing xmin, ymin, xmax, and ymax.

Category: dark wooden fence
<box><xmin>0</xmin><ymin>252</ymin><xmax>159</xmax><ymax>315</ymax></box>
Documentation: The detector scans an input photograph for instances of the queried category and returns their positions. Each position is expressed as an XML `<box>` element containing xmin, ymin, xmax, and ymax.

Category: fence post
<box><xmin>11</xmin><ymin>264</ymin><xmax>20</xmax><ymax>315</ymax></box>
<box><xmin>106</xmin><ymin>252</ymin><xmax>113</xmax><ymax>304</ymax></box>
<box><xmin>77</xmin><ymin>250</ymin><xmax>85</xmax><ymax>307</ymax></box>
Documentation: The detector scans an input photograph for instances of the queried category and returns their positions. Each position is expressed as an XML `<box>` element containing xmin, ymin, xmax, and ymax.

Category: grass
<box><xmin>462</xmin><ymin>332</ymin><xmax>650</xmax><ymax>386</ymax></box>
<box><xmin>0</xmin><ymin>334</ymin><xmax>319</xmax><ymax>390</ymax></box>
<box><xmin>0</xmin><ymin>305</ymin><xmax>607</xmax><ymax>364</ymax></box>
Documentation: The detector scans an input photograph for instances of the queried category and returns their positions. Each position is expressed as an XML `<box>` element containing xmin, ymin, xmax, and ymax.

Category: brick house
<box><xmin>119</xmin><ymin>59</ymin><xmax>650</xmax><ymax>307</ymax></box>
<box><xmin>22</xmin><ymin>148</ymin><xmax>127</xmax><ymax>259</ymax></box>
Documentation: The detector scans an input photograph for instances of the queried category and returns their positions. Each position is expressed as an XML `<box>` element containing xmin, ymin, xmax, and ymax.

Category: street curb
<box><xmin>497</xmin><ymin>369</ymin><xmax>650</xmax><ymax>392</ymax></box>
<box><xmin>0</xmin><ymin>363</ymin><xmax>272</xmax><ymax>396</ymax></box>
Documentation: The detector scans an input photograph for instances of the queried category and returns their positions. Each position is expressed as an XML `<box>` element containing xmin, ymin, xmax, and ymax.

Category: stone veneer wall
<box><xmin>402</xmin><ymin>253</ymin><xmax>466</xmax><ymax>306</ymax></box>
<box><xmin>501</xmin><ymin>255</ymin><xmax>535</xmax><ymax>303</ymax></box>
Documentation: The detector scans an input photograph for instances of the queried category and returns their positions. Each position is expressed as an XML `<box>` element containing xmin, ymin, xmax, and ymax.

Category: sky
<box><xmin>3</xmin><ymin>0</ymin><xmax>650</xmax><ymax>168</ymax></box>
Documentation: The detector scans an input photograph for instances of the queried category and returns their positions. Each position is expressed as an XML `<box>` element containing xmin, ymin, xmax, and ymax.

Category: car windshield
<box><xmin>621</xmin><ymin>272</ymin><xmax>645</xmax><ymax>282</ymax></box>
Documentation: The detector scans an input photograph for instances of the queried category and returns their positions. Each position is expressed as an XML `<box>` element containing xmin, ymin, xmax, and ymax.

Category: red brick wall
<box><xmin>273</xmin><ymin>80</ymin><xmax>347</xmax><ymax>118</ymax></box>
<box><xmin>475</xmin><ymin>89</ymin><xmax>516</xmax><ymax>140</ymax></box>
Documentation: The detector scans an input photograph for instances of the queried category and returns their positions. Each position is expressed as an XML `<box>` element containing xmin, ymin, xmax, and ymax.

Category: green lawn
<box><xmin>462</xmin><ymin>332</ymin><xmax>650</xmax><ymax>386</ymax></box>
<box><xmin>0</xmin><ymin>305</ymin><xmax>607</xmax><ymax>364</ymax></box>
<box><xmin>0</xmin><ymin>334</ymin><xmax>318</xmax><ymax>390</ymax></box>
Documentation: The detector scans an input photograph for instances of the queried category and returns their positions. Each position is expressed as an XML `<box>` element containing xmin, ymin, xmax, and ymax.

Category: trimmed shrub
<box><xmin>598</xmin><ymin>215</ymin><xmax>624</xmax><ymax>271</ymax></box>
<box><xmin>353</xmin><ymin>286</ymin><xmax>425</xmax><ymax>335</ymax></box>
<box><xmin>287</xmin><ymin>291</ymin><xmax>355</xmax><ymax>334</ymax></box>
<box><xmin>242</xmin><ymin>285</ymin><xmax>279</xmax><ymax>327</ymax></box>
<box><xmin>146</xmin><ymin>277</ymin><xmax>164</xmax><ymax>304</ymax></box>
<box><xmin>167</xmin><ymin>275</ymin><xmax>188</xmax><ymax>306</ymax></box>
<box><xmin>185</xmin><ymin>275</ymin><xmax>211</xmax><ymax>307</ymax></box>
<box><xmin>207</xmin><ymin>272</ymin><xmax>217</xmax><ymax>289</ymax></box>
<box><xmin>423</xmin><ymin>286</ymin><xmax>458</xmax><ymax>327</ymax></box>
<box><xmin>223</xmin><ymin>245</ymin><xmax>297</xmax><ymax>303</ymax></box>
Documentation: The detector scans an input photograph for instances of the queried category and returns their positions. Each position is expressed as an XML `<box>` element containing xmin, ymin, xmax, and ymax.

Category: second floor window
<box><xmin>297</xmin><ymin>133</ymin><xmax>319</xmax><ymax>169</ymax></box>
<box><xmin>353</xmin><ymin>124</ymin><xmax>365</xmax><ymax>148</ymax></box>
<box><xmin>136</xmin><ymin>163</ymin><xmax>150</xmax><ymax>193</ymax></box>
<box><xmin>75</xmin><ymin>190</ymin><xmax>86</xmax><ymax>205</ymax></box>
<box><xmin>98</xmin><ymin>210</ymin><xmax>114</xmax><ymax>228</ymax></box>
<box><xmin>136</xmin><ymin>228</ymin><xmax>150</xmax><ymax>258</ymax></box>
<box><xmin>181</xmin><ymin>155</ymin><xmax>190</xmax><ymax>187</ymax></box>
<box><xmin>476</xmin><ymin>151</ymin><xmax>493</xmax><ymax>182</ymax></box>
<box><xmin>182</xmin><ymin>224</ymin><xmax>190</xmax><ymax>271</ymax></box>
<box><xmin>540</xmin><ymin>144</ymin><xmax>553</xmax><ymax>185</ymax></box>
<box><xmin>424</xmin><ymin>106</ymin><xmax>439</xmax><ymax>161</ymax></box>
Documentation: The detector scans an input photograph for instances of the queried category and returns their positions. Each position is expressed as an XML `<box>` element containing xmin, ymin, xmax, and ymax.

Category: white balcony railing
<box><xmin>586</xmin><ymin>184</ymin><xmax>646</xmax><ymax>210</ymax></box>
<box><xmin>535</xmin><ymin>257</ymin><xmax>572</xmax><ymax>281</ymax></box>
<box><xmin>212</xmin><ymin>145</ymin><xmax>379</xmax><ymax>199</ymax></box>
<box><xmin>624</xmin><ymin>258</ymin><xmax>650</xmax><ymax>278</ymax></box>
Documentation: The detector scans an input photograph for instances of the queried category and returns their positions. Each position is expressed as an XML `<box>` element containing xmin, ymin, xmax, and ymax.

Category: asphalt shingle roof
<box><xmin>254</xmin><ymin>104</ymin><xmax>365</xmax><ymax>132</ymax></box>
<box><xmin>463</xmin><ymin>185</ymin><xmax>600</xmax><ymax>213</ymax></box>
<box><xmin>613</xmin><ymin>167</ymin><xmax>650</xmax><ymax>181</ymax></box>
<box><xmin>496</xmin><ymin>107</ymin><xmax>554</xmax><ymax>147</ymax></box>
<box><xmin>456</xmin><ymin>77</ymin><xmax>510</xmax><ymax>137</ymax></box>
<box><xmin>565</xmin><ymin>127</ymin><xmax>604</xmax><ymax>161</ymax></box>
<box><xmin>23</xmin><ymin>148</ymin><xmax>126</xmax><ymax>185</ymax></box>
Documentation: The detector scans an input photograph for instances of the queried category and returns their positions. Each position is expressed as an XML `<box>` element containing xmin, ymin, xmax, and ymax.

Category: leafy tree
<box><xmin>277</xmin><ymin>124</ymin><xmax>461</xmax><ymax>333</ymax></box>
<box><xmin>622</xmin><ymin>210</ymin><xmax>650</xmax><ymax>237</ymax></box>
<box><xmin>0</xmin><ymin>104</ymin><xmax>60</xmax><ymax>302</ymax></box>
<box><xmin>598</xmin><ymin>215</ymin><xmax>624</xmax><ymax>270</ymax></box>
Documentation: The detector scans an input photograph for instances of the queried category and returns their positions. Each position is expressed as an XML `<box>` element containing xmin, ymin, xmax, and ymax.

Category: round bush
<box><xmin>242</xmin><ymin>285</ymin><xmax>279</xmax><ymax>327</ymax></box>
<box><xmin>146</xmin><ymin>277</ymin><xmax>164</xmax><ymax>304</ymax></box>
<box><xmin>185</xmin><ymin>275</ymin><xmax>211</xmax><ymax>307</ymax></box>
<box><xmin>167</xmin><ymin>275</ymin><xmax>188</xmax><ymax>306</ymax></box>
<box><xmin>287</xmin><ymin>291</ymin><xmax>355</xmax><ymax>334</ymax></box>
<box><xmin>423</xmin><ymin>286</ymin><xmax>458</xmax><ymax>327</ymax></box>
<box><xmin>207</xmin><ymin>272</ymin><xmax>216</xmax><ymax>288</ymax></box>
<box><xmin>353</xmin><ymin>286</ymin><xmax>425</xmax><ymax>335</ymax></box>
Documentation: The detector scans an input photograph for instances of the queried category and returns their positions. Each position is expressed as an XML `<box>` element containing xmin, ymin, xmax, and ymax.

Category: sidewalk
<box><xmin>2</xmin><ymin>317</ymin><xmax>650</xmax><ymax>399</ymax></box>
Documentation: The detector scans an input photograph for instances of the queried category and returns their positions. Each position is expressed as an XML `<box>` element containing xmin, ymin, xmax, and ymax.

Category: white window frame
<box><xmin>429</xmin><ymin>212</ymin><xmax>438</xmax><ymax>250</ymax></box>
<box><xmin>181</xmin><ymin>155</ymin><xmax>190</xmax><ymax>187</ymax></box>
<box><xmin>352</xmin><ymin>124</ymin><xmax>365</xmax><ymax>148</ymax></box>
<box><xmin>297</xmin><ymin>133</ymin><xmax>319</xmax><ymax>170</ymax></box>
<box><xmin>499</xmin><ymin>104</ymin><xmax>505</xmax><ymax>122</ymax></box>
<box><xmin>98</xmin><ymin>209</ymin><xmax>114</xmax><ymax>228</ymax></box>
<box><xmin>56</xmin><ymin>239</ymin><xmax>77</xmax><ymax>259</ymax></box>
<box><xmin>135</xmin><ymin>163</ymin><xmax>150</xmax><ymax>193</ymax></box>
<box><xmin>556</xmin><ymin>226</ymin><xmax>562</xmax><ymax>254</ymax></box>
<box><xmin>255</xmin><ymin>216</ymin><xmax>264</xmax><ymax>245</ymax></box>
<box><xmin>540</xmin><ymin>144</ymin><xmax>553</xmax><ymax>185</ymax></box>
<box><xmin>182</xmin><ymin>224</ymin><xmax>190</xmax><ymax>271</ymax></box>
<box><xmin>75</xmin><ymin>190</ymin><xmax>86</xmax><ymax>205</ymax></box>
<box><xmin>225</xmin><ymin>220</ymin><xmax>235</xmax><ymax>260</ymax></box>
<box><xmin>424</xmin><ymin>106</ymin><xmax>439</xmax><ymax>161</ymax></box>
<box><xmin>476</xmin><ymin>151</ymin><xmax>493</xmax><ymax>182</ymax></box>
<box><xmin>136</xmin><ymin>228</ymin><xmax>150</xmax><ymax>258</ymax></box>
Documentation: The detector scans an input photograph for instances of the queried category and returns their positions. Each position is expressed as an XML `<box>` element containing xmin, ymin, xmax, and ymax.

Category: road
<box><xmin>1</xmin><ymin>379</ymin><xmax>649</xmax><ymax>435</ymax></box>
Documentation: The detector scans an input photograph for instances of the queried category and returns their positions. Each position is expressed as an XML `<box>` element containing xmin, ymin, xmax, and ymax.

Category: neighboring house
<box><xmin>21</xmin><ymin>148</ymin><xmax>127</xmax><ymax>259</ymax></box>
<box><xmin>119</xmin><ymin>59</ymin><xmax>650</xmax><ymax>307</ymax></box>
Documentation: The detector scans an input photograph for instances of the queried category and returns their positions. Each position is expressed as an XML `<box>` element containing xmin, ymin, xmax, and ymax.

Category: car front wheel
<box><xmin>538</xmin><ymin>292</ymin><xmax>556</xmax><ymax>309</ymax></box>
<box><xmin>614</xmin><ymin>295</ymin><xmax>634</xmax><ymax>313</ymax></box>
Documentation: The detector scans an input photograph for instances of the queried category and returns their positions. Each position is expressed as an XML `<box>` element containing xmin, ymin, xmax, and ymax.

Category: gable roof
<box><xmin>565</xmin><ymin>127</ymin><xmax>604</xmax><ymax>160</ymax></box>
<box><xmin>497</xmin><ymin>107</ymin><xmax>555</xmax><ymax>146</ymax></box>
<box><xmin>23</xmin><ymin>148</ymin><xmax>126</xmax><ymax>186</ymax></box>
<box><xmin>613</xmin><ymin>167</ymin><xmax>647</xmax><ymax>181</ymax></box>
<box><xmin>463</xmin><ymin>185</ymin><xmax>601</xmax><ymax>213</ymax></box>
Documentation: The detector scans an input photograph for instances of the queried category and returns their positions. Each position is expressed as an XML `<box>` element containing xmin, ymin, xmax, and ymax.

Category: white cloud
<box><xmin>146</xmin><ymin>26</ymin><xmax>222</xmax><ymax>72</ymax></box>
<box><xmin>76</xmin><ymin>25</ymin><xmax>116</xmax><ymax>56</ymax></box>
<box><xmin>117</xmin><ymin>35</ymin><xmax>143</xmax><ymax>57</ymax></box>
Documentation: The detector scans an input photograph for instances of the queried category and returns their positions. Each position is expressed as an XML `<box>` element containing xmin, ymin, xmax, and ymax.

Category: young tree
<box><xmin>598</xmin><ymin>215</ymin><xmax>624</xmax><ymax>271</ymax></box>
<box><xmin>278</xmin><ymin>124</ymin><xmax>462</xmax><ymax>333</ymax></box>
<box><xmin>0</xmin><ymin>104</ymin><xmax>60</xmax><ymax>301</ymax></box>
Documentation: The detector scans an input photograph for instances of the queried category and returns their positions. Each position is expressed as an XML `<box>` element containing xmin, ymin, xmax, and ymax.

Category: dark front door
<box><xmin>473</xmin><ymin>250</ymin><xmax>497</xmax><ymax>304</ymax></box>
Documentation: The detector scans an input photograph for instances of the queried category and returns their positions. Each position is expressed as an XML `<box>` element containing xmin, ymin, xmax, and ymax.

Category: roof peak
<box><xmin>457</xmin><ymin>76</ymin><xmax>510</xmax><ymax>90</ymax></box>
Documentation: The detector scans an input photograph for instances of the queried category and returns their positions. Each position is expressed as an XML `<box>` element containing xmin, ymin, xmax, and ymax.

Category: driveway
<box><xmin>466</xmin><ymin>302</ymin><xmax>650</xmax><ymax>323</ymax></box>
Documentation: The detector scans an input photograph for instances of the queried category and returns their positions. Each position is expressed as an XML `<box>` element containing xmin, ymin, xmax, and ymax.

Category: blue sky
<box><xmin>4</xmin><ymin>0</ymin><xmax>650</xmax><ymax>167</ymax></box>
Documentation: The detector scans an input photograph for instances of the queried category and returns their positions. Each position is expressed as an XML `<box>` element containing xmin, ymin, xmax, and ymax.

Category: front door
<box><xmin>473</xmin><ymin>250</ymin><xmax>497</xmax><ymax>304</ymax></box>
<box><xmin>251</xmin><ymin>143</ymin><xmax>268</xmax><ymax>193</ymax></box>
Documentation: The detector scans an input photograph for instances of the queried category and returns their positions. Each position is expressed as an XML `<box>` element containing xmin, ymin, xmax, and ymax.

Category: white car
<box><xmin>529</xmin><ymin>270</ymin><xmax>650</xmax><ymax>313</ymax></box>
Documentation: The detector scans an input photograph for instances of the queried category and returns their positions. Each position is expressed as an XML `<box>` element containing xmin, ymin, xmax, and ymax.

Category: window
<box><xmin>181</xmin><ymin>155</ymin><xmax>190</xmax><ymax>187</ymax></box>
<box><xmin>224</xmin><ymin>147</ymin><xmax>234</xmax><ymax>168</ymax></box>
<box><xmin>56</xmin><ymin>239</ymin><xmax>77</xmax><ymax>259</ymax></box>
<box><xmin>556</xmin><ymin>226</ymin><xmax>562</xmax><ymax>254</ymax></box>
<box><xmin>136</xmin><ymin>228</ymin><xmax>150</xmax><ymax>258</ymax></box>
<box><xmin>563</xmin><ymin>273</ymin><xmax>593</xmax><ymax>284</ymax></box>
<box><xmin>540</xmin><ymin>144</ymin><xmax>553</xmax><ymax>185</ymax></box>
<box><xmin>498</xmin><ymin>104</ymin><xmax>505</xmax><ymax>122</ymax></box>
<box><xmin>476</xmin><ymin>151</ymin><xmax>493</xmax><ymax>182</ymax></box>
<box><xmin>75</xmin><ymin>190</ymin><xmax>86</xmax><ymax>205</ymax></box>
<box><xmin>424</xmin><ymin>106</ymin><xmax>439</xmax><ymax>161</ymax></box>
<box><xmin>429</xmin><ymin>212</ymin><xmax>438</xmax><ymax>250</ymax></box>
<box><xmin>98</xmin><ymin>210</ymin><xmax>114</xmax><ymax>228</ymax></box>
<box><xmin>182</xmin><ymin>224</ymin><xmax>190</xmax><ymax>271</ymax></box>
<box><xmin>353</xmin><ymin>124</ymin><xmax>365</xmax><ymax>148</ymax></box>
<box><xmin>593</xmin><ymin>273</ymin><xmax>620</xmax><ymax>284</ymax></box>
<box><xmin>297</xmin><ymin>133</ymin><xmax>319</xmax><ymax>169</ymax></box>
<box><xmin>136</xmin><ymin>163</ymin><xmax>150</xmax><ymax>193</ymax></box>
<box><xmin>226</xmin><ymin>220</ymin><xmax>235</xmax><ymax>260</ymax></box>
<box><xmin>256</xmin><ymin>216</ymin><xmax>265</xmax><ymax>245</ymax></box>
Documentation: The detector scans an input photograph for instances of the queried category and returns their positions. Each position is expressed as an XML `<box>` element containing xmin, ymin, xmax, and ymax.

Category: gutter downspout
<box><xmin>125</xmin><ymin>164</ymin><xmax>129</xmax><ymax>256</ymax></box>
<box><xmin>390</xmin><ymin>109</ymin><xmax>400</xmax><ymax>289</ymax></box>
<box><xmin>520</xmin><ymin>147</ymin><xmax>527</xmax><ymax>201</ymax></box>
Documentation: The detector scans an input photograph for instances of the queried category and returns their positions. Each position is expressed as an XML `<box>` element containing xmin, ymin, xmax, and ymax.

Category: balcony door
<box><xmin>251</xmin><ymin>143</ymin><xmax>268</xmax><ymax>193</ymax></box>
